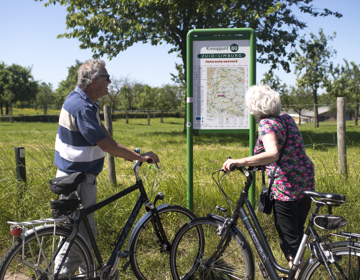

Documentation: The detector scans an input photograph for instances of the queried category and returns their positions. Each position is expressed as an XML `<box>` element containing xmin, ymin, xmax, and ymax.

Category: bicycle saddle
<box><xmin>50</xmin><ymin>172</ymin><xmax>86</xmax><ymax>195</ymax></box>
<box><xmin>303</xmin><ymin>190</ymin><xmax>346</xmax><ymax>205</ymax></box>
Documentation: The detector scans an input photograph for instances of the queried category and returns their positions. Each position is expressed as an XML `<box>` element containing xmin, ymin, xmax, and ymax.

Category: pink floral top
<box><xmin>255</xmin><ymin>114</ymin><xmax>315</xmax><ymax>201</ymax></box>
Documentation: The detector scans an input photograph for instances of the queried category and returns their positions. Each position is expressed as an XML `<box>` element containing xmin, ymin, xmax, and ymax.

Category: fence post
<box><xmin>15</xmin><ymin>147</ymin><xmax>26</xmax><ymax>198</ymax></box>
<box><xmin>104</xmin><ymin>105</ymin><xmax>117</xmax><ymax>186</ymax></box>
<box><xmin>15</xmin><ymin>147</ymin><xmax>26</xmax><ymax>182</ymax></box>
<box><xmin>147</xmin><ymin>111</ymin><xmax>150</xmax><ymax>126</ymax></box>
<box><xmin>337</xmin><ymin>97</ymin><xmax>347</xmax><ymax>176</ymax></box>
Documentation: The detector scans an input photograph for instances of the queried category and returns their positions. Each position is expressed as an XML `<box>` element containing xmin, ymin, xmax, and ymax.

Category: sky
<box><xmin>1</xmin><ymin>0</ymin><xmax>359</xmax><ymax>90</ymax></box>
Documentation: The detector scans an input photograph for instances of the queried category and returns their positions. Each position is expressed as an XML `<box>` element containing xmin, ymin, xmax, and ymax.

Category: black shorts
<box><xmin>273</xmin><ymin>196</ymin><xmax>312</xmax><ymax>261</ymax></box>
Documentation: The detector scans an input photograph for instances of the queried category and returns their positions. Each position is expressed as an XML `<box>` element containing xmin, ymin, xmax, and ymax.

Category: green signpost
<box><xmin>186</xmin><ymin>28</ymin><xmax>256</xmax><ymax>211</ymax></box>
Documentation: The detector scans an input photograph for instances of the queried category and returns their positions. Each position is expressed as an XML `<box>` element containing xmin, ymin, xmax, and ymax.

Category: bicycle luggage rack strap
<box><xmin>8</xmin><ymin>217</ymin><xmax>68</xmax><ymax>227</ymax></box>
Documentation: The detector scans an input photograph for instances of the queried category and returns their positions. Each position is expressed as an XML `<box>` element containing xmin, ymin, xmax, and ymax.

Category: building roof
<box><xmin>281</xmin><ymin>106</ymin><xmax>331</xmax><ymax>117</ymax></box>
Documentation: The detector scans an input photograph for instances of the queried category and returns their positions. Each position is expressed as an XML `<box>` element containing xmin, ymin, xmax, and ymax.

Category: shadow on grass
<box><xmin>301</xmin><ymin>131</ymin><xmax>360</xmax><ymax>147</ymax></box>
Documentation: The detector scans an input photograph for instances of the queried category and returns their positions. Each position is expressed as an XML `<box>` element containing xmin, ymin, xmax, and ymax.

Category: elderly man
<box><xmin>54</xmin><ymin>59</ymin><xmax>159</xmax><ymax>275</ymax></box>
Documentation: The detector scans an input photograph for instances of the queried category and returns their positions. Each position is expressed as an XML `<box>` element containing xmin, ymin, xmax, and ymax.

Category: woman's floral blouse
<box><xmin>255</xmin><ymin>114</ymin><xmax>315</xmax><ymax>201</ymax></box>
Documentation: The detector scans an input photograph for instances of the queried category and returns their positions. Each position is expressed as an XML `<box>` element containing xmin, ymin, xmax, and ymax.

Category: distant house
<box><xmin>282</xmin><ymin>106</ymin><xmax>349</xmax><ymax>124</ymax></box>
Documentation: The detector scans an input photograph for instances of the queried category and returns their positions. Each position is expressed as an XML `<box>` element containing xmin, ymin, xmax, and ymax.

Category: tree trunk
<box><xmin>355</xmin><ymin>103</ymin><xmax>359</xmax><ymax>126</ymax></box>
<box><xmin>313</xmin><ymin>88</ymin><xmax>319</xmax><ymax>128</ymax></box>
<box><xmin>298</xmin><ymin>112</ymin><xmax>302</xmax><ymax>126</ymax></box>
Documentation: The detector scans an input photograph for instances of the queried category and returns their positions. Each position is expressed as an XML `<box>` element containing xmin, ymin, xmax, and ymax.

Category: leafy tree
<box><xmin>36</xmin><ymin>82</ymin><xmax>53</xmax><ymax>114</ymax></box>
<box><xmin>342</xmin><ymin>60</ymin><xmax>360</xmax><ymax>125</ymax></box>
<box><xmin>103</xmin><ymin>76</ymin><xmax>127</xmax><ymax>111</ymax></box>
<box><xmin>135</xmin><ymin>85</ymin><xmax>158</xmax><ymax>110</ymax></box>
<box><xmin>293</xmin><ymin>29</ymin><xmax>336</xmax><ymax>128</ymax></box>
<box><xmin>35</xmin><ymin>0</ymin><xmax>341</xmax><ymax>80</ymax></box>
<box><xmin>119</xmin><ymin>85</ymin><xmax>136</xmax><ymax>111</ymax></box>
<box><xmin>284</xmin><ymin>85</ymin><xmax>313</xmax><ymax>125</ymax></box>
<box><xmin>158</xmin><ymin>84</ymin><xmax>183</xmax><ymax>110</ymax></box>
<box><xmin>55</xmin><ymin>60</ymin><xmax>82</xmax><ymax>105</ymax></box>
<box><xmin>261</xmin><ymin>71</ymin><xmax>289</xmax><ymax>105</ymax></box>
<box><xmin>0</xmin><ymin>62</ymin><xmax>37</xmax><ymax>115</ymax></box>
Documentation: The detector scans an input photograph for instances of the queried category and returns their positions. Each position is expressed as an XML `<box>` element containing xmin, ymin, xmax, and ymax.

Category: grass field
<box><xmin>0</xmin><ymin>117</ymin><xmax>359</xmax><ymax>279</ymax></box>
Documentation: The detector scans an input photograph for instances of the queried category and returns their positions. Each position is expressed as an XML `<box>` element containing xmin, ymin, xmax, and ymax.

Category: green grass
<box><xmin>0</xmin><ymin>118</ymin><xmax>360</xmax><ymax>279</ymax></box>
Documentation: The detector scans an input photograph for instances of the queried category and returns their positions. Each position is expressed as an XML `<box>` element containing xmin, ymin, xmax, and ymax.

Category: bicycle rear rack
<box><xmin>7</xmin><ymin>218</ymin><xmax>69</xmax><ymax>276</ymax></box>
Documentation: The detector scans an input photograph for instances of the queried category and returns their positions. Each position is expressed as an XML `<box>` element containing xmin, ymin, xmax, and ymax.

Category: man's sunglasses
<box><xmin>100</xmin><ymin>74</ymin><xmax>110</xmax><ymax>81</ymax></box>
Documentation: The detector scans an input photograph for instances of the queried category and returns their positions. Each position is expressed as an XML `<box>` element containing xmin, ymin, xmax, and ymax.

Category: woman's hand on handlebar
<box><xmin>222</xmin><ymin>158</ymin><xmax>242</xmax><ymax>173</ymax></box>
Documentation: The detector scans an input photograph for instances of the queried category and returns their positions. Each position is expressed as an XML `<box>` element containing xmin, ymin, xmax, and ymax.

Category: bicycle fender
<box><xmin>20</xmin><ymin>224</ymin><xmax>88</xmax><ymax>246</ymax></box>
<box><xmin>126</xmin><ymin>203</ymin><xmax>170</xmax><ymax>252</ymax></box>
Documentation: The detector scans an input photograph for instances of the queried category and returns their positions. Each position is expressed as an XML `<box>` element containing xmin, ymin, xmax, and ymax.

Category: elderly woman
<box><xmin>223</xmin><ymin>84</ymin><xmax>315</xmax><ymax>268</ymax></box>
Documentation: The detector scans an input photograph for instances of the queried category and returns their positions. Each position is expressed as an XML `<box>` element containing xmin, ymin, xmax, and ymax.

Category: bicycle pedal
<box><xmin>122</xmin><ymin>261</ymin><xmax>130</xmax><ymax>272</ymax></box>
<box><xmin>118</xmin><ymin>250</ymin><xmax>130</xmax><ymax>258</ymax></box>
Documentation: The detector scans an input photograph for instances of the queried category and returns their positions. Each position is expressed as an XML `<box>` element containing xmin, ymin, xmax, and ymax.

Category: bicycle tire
<box><xmin>170</xmin><ymin>216</ymin><xmax>255</xmax><ymax>280</ymax></box>
<box><xmin>128</xmin><ymin>204</ymin><xmax>197</xmax><ymax>280</ymax></box>
<box><xmin>0</xmin><ymin>225</ymin><xmax>95</xmax><ymax>280</ymax></box>
<box><xmin>299</xmin><ymin>242</ymin><xmax>360</xmax><ymax>280</ymax></box>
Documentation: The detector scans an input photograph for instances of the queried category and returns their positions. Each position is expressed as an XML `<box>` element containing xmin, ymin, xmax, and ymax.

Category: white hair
<box><xmin>245</xmin><ymin>84</ymin><xmax>281</xmax><ymax>121</ymax></box>
<box><xmin>77</xmin><ymin>59</ymin><xmax>106</xmax><ymax>90</ymax></box>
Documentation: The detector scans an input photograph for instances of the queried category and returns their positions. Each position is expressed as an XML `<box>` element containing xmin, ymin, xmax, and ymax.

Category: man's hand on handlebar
<box><xmin>140</xmin><ymin>152</ymin><xmax>160</xmax><ymax>164</ymax></box>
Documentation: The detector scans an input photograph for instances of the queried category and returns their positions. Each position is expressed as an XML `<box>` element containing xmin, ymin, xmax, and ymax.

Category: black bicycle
<box><xmin>170</xmin><ymin>163</ymin><xmax>360</xmax><ymax>279</ymax></box>
<box><xmin>0</xmin><ymin>151</ymin><xmax>197</xmax><ymax>280</ymax></box>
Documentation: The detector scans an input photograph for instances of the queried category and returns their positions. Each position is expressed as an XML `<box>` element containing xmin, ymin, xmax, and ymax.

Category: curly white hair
<box><xmin>245</xmin><ymin>84</ymin><xmax>281</xmax><ymax>121</ymax></box>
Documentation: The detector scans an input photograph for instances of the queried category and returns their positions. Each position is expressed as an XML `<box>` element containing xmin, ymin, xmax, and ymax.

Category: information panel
<box><xmin>186</xmin><ymin>28</ymin><xmax>256</xmax><ymax>211</ymax></box>
<box><xmin>192</xmin><ymin>40</ymin><xmax>250</xmax><ymax>130</ymax></box>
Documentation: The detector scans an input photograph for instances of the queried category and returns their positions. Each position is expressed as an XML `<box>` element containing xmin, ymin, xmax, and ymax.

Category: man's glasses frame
<box><xmin>100</xmin><ymin>74</ymin><xmax>110</xmax><ymax>81</ymax></box>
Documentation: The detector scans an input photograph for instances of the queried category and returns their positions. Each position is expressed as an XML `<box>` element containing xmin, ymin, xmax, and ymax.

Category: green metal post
<box><xmin>187</xmin><ymin>32</ymin><xmax>194</xmax><ymax>212</ymax></box>
<box><xmin>249</xmin><ymin>30</ymin><xmax>256</xmax><ymax>205</ymax></box>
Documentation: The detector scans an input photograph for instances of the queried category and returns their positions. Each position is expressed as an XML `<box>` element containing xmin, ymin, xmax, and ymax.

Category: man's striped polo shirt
<box><xmin>54</xmin><ymin>86</ymin><xmax>107</xmax><ymax>175</ymax></box>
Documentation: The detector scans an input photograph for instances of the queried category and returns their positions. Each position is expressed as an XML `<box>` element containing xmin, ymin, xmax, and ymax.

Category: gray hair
<box><xmin>245</xmin><ymin>84</ymin><xmax>281</xmax><ymax>121</ymax></box>
<box><xmin>77</xmin><ymin>59</ymin><xmax>106</xmax><ymax>90</ymax></box>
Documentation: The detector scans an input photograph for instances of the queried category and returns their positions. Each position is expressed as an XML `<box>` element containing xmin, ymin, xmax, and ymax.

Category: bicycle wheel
<box><xmin>170</xmin><ymin>216</ymin><xmax>255</xmax><ymax>280</ymax></box>
<box><xmin>0</xmin><ymin>225</ymin><xmax>94</xmax><ymax>280</ymax></box>
<box><xmin>300</xmin><ymin>242</ymin><xmax>360</xmax><ymax>280</ymax></box>
<box><xmin>128</xmin><ymin>204</ymin><xmax>197</xmax><ymax>280</ymax></box>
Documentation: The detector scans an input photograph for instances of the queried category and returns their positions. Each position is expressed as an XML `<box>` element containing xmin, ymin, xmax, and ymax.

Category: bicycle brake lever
<box><xmin>154</xmin><ymin>162</ymin><xmax>160</xmax><ymax>169</ymax></box>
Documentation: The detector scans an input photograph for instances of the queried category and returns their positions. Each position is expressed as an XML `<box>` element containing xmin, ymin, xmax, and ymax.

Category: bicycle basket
<box><xmin>50</xmin><ymin>199</ymin><xmax>79</xmax><ymax>218</ymax></box>
<box><xmin>314</xmin><ymin>214</ymin><xmax>348</xmax><ymax>230</ymax></box>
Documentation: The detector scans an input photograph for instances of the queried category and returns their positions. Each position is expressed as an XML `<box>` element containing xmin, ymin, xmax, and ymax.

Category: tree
<box><xmin>36</xmin><ymin>0</ymin><xmax>341</xmax><ymax>80</ymax></box>
<box><xmin>135</xmin><ymin>85</ymin><xmax>158</xmax><ymax>110</ymax></box>
<box><xmin>55</xmin><ymin>60</ymin><xmax>82</xmax><ymax>106</ymax></box>
<box><xmin>103</xmin><ymin>76</ymin><xmax>127</xmax><ymax>111</ymax></box>
<box><xmin>37</xmin><ymin>82</ymin><xmax>53</xmax><ymax>114</ymax></box>
<box><xmin>0</xmin><ymin>62</ymin><xmax>37</xmax><ymax>115</ymax></box>
<box><xmin>342</xmin><ymin>60</ymin><xmax>360</xmax><ymax>125</ymax></box>
<box><xmin>293</xmin><ymin>29</ymin><xmax>336</xmax><ymax>128</ymax></box>
<box><xmin>119</xmin><ymin>85</ymin><xmax>136</xmax><ymax>111</ymax></box>
<box><xmin>261</xmin><ymin>71</ymin><xmax>289</xmax><ymax>106</ymax></box>
<box><xmin>285</xmin><ymin>85</ymin><xmax>313</xmax><ymax>125</ymax></box>
<box><xmin>158</xmin><ymin>84</ymin><xmax>183</xmax><ymax>110</ymax></box>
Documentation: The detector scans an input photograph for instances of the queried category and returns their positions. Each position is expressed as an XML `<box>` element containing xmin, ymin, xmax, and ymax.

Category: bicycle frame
<box><xmin>210</xmin><ymin>168</ymin><xmax>352</xmax><ymax>280</ymax></box>
<box><xmin>208</xmin><ymin>168</ymin><xmax>341</xmax><ymax>280</ymax></box>
<box><xmin>55</xmin><ymin>161</ymin><xmax>169</xmax><ymax>278</ymax></box>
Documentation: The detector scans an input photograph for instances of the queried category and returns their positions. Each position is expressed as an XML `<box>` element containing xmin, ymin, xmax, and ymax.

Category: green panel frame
<box><xmin>187</xmin><ymin>28</ymin><xmax>256</xmax><ymax>211</ymax></box>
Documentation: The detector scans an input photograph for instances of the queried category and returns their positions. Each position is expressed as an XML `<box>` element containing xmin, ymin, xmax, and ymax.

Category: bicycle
<box><xmin>0</xmin><ymin>150</ymin><xmax>197</xmax><ymax>280</ymax></box>
<box><xmin>170</xmin><ymin>162</ymin><xmax>360</xmax><ymax>279</ymax></box>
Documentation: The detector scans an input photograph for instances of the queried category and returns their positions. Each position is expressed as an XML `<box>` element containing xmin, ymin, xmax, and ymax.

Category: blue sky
<box><xmin>1</xmin><ymin>0</ymin><xmax>359</xmax><ymax>90</ymax></box>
